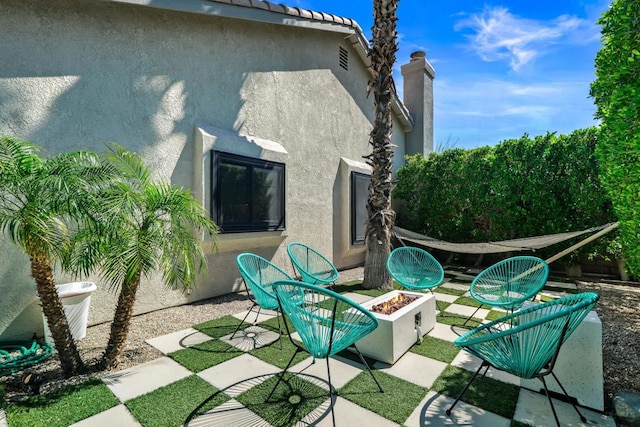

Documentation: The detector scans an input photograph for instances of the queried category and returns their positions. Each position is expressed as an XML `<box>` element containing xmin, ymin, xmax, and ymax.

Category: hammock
<box><xmin>393</xmin><ymin>223</ymin><xmax>618</xmax><ymax>255</ymax></box>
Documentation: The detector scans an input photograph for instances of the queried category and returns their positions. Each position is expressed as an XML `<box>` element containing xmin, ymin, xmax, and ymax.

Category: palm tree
<box><xmin>0</xmin><ymin>136</ymin><xmax>112</xmax><ymax>377</ymax></box>
<box><xmin>363</xmin><ymin>0</ymin><xmax>399</xmax><ymax>289</ymax></box>
<box><xmin>76</xmin><ymin>145</ymin><xmax>218</xmax><ymax>369</ymax></box>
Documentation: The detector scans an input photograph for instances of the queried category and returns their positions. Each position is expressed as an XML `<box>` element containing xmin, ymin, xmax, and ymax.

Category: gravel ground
<box><xmin>3</xmin><ymin>267</ymin><xmax>638</xmax><ymax>414</ymax></box>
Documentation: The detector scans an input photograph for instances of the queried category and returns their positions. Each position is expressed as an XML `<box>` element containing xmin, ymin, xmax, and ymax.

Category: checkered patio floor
<box><xmin>68</xmin><ymin>277</ymin><xmax>615</xmax><ymax>427</ymax></box>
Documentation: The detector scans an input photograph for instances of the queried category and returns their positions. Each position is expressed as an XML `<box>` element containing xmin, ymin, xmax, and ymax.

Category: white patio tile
<box><xmin>445</xmin><ymin>303</ymin><xmax>489</xmax><ymax>319</ymax></box>
<box><xmin>450</xmin><ymin>351</ymin><xmax>520</xmax><ymax>386</ymax></box>
<box><xmin>290</xmin><ymin>354</ymin><xmax>364</xmax><ymax>390</ymax></box>
<box><xmin>70</xmin><ymin>404</ymin><xmax>141</xmax><ymax>427</ymax></box>
<box><xmin>405</xmin><ymin>391</ymin><xmax>510</xmax><ymax>427</ymax></box>
<box><xmin>428</xmin><ymin>322</ymin><xmax>465</xmax><ymax>342</ymax></box>
<box><xmin>232</xmin><ymin>309</ymin><xmax>277</xmax><ymax>324</ymax></box>
<box><xmin>374</xmin><ymin>352</ymin><xmax>447</xmax><ymax>388</ymax></box>
<box><xmin>0</xmin><ymin>409</ymin><xmax>6</xmax><ymax>427</ymax></box>
<box><xmin>432</xmin><ymin>293</ymin><xmax>460</xmax><ymax>303</ymax></box>
<box><xmin>146</xmin><ymin>328</ymin><xmax>213</xmax><ymax>354</ymax></box>
<box><xmin>198</xmin><ymin>353</ymin><xmax>280</xmax><ymax>397</ymax></box>
<box><xmin>102</xmin><ymin>357</ymin><xmax>192</xmax><ymax>402</ymax></box>
<box><xmin>185</xmin><ymin>398</ymin><xmax>270</xmax><ymax>427</ymax></box>
<box><xmin>220</xmin><ymin>325</ymin><xmax>280</xmax><ymax>351</ymax></box>
<box><xmin>314</xmin><ymin>396</ymin><xmax>397</xmax><ymax>427</ymax></box>
<box><xmin>514</xmin><ymin>389</ymin><xmax>616</xmax><ymax>427</ymax></box>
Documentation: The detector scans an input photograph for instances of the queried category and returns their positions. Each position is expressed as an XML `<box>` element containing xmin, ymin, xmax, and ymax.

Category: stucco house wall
<box><xmin>0</xmin><ymin>0</ymin><xmax>433</xmax><ymax>339</ymax></box>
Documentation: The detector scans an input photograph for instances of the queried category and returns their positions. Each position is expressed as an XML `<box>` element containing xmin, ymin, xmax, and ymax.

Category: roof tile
<box><xmin>250</xmin><ymin>0</ymin><xmax>269</xmax><ymax>10</ymax></box>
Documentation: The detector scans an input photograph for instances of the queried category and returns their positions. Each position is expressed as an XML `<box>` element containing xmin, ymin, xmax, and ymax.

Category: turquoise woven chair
<box><xmin>387</xmin><ymin>246</ymin><xmax>447</xmax><ymax>315</ymax></box>
<box><xmin>287</xmin><ymin>242</ymin><xmax>339</xmax><ymax>287</ymax></box>
<box><xmin>268</xmin><ymin>280</ymin><xmax>384</xmax><ymax>426</ymax></box>
<box><xmin>464</xmin><ymin>256</ymin><xmax>549</xmax><ymax>324</ymax></box>
<box><xmin>233</xmin><ymin>253</ymin><xmax>294</xmax><ymax>348</ymax></box>
<box><xmin>447</xmin><ymin>292</ymin><xmax>600</xmax><ymax>427</ymax></box>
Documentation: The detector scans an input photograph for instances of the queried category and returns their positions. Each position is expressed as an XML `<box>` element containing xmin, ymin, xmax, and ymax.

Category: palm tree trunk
<box><xmin>100</xmin><ymin>275</ymin><xmax>140</xmax><ymax>370</ymax></box>
<box><xmin>31</xmin><ymin>256</ymin><xmax>84</xmax><ymax>377</ymax></box>
<box><xmin>363</xmin><ymin>0</ymin><xmax>398</xmax><ymax>289</ymax></box>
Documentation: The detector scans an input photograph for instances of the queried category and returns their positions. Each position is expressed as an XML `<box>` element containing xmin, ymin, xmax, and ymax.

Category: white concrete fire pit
<box><xmin>355</xmin><ymin>290</ymin><xmax>436</xmax><ymax>364</ymax></box>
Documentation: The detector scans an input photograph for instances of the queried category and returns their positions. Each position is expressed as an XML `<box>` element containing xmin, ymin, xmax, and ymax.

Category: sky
<box><xmin>292</xmin><ymin>0</ymin><xmax>610</xmax><ymax>149</ymax></box>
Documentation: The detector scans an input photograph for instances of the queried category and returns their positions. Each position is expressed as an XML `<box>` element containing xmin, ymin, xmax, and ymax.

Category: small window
<box><xmin>212</xmin><ymin>152</ymin><xmax>285</xmax><ymax>233</ymax></box>
<box><xmin>351</xmin><ymin>172</ymin><xmax>370</xmax><ymax>244</ymax></box>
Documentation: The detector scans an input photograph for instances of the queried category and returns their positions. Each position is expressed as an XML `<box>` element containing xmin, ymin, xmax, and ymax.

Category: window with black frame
<box><xmin>351</xmin><ymin>171</ymin><xmax>370</xmax><ymax>245</ymax></box>
<box><xmin>212</xmin><ymin>151</ymin><xmax>285</xmax><ymax>232</ymax></box>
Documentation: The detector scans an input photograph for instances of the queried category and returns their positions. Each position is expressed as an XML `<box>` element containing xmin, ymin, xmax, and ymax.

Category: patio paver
<box><xmin>145</xmin><ymin>327</ymin><xmax>212</xmax><ymax>354</ymax></box>
<box><xmin>69</xmin><ymin>404</ymin><xmax>141</xmax><ymax>427</ymax></box>
<box><xmin>197</xmin><ymin>353</ymin><xmax>279</xmax><ymax>397</ymax></box>
<box><xmin>374</xmin><ymin>352</ymin><xmax>447</xmax><ymax>388</ymax></box>
<box><xmin>290</xmin><ymin>354</ymin><xmax>364</xmax><ymax>390</ymax></box>
<box><xmin>315</xmin><ymin>397</ymin><xmax>398</xmax><ymax>427</ymax></box>
<box><xmin>102</xmin><ymin>356</ymin><xmax>192</xmax><ymax>402</ymax></box>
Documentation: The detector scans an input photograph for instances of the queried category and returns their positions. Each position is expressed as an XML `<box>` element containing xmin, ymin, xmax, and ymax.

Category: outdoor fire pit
<box><xmin>355</xmin><ymin>290</ymin><xmax>436</xmax><ymax>364</ymax></box>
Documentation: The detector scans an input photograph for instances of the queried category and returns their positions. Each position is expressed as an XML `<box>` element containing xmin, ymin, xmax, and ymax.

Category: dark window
<box><xmin>351</xmin><ymin>172</ymin><xmax>370</xmax><ymax>244</ymax></box>
<box><xmin>212</xmin><ymin>152</ymin><xmax>285</xmax><ymax>233</ymax></box>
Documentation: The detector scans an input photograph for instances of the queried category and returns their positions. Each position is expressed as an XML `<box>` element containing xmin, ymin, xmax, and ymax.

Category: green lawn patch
<box><xmin>5</xmin><ymin>378</ymin><xmax>118</xmax><ymax>427</ymax></box>
<box><xmin>437</xmin><ymin>313</ymin><xmax>482</xmax><ymax>329</ymax></box>
<box><xmin>126</xmin><ymin>375</ymin><xmax>228</xmax><ymax>427</ymax></box>
<box><xmin>258</xmin><ymin>314</ymin><xmax>296</xmax><ymax>335</ymax></box>
<box><xmin>432</xmin><ymin>366</ymin><xmax>519</xmax><ymax>419</ymax></box>
<box><xmin>410</xmin><ymin>335</ymin><xmax>460</xmax><ymax>363</ymax></box>
<box><xmin>249</xmin><ymin>339</ymin><xmax>309</xmax><ymax>369</ymax></box>
<box><xmin>453</xmin><ymin>296</ymin><xmax>482</xmax><ymax>307</ymax></box>
<box><xmin>194</xmin><ymin>315</ymin><xmax>248</xmax><ymax>339</ymax></box>
<box><xmin>168</xmin><ymin>339</ymin><xmax>243</xmax><ymax>372</ymax></box>
<box><xmin>433</xmin><ymin>286</ymin><xmax>467</xmax><ymax>296</ymax></box>
<box><xmin>339</xmin><ymin>370</ymin><xmax>427</xmax><ymax>425</ymax></box>
<box><xmin>486</xmin><ymin>309</ymin><xmax>507</xmax><ymax>321</ymax></box>
<box><xmin>236</xmin><ymin>372</ymin><xmax>327</xmax><ymax>427</ymax></box>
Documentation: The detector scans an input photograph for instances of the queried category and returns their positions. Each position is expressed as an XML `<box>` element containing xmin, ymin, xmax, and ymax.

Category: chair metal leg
<box><xmin>352</xmin><ymin>344</ymin><xmax>384</xmax><ymax>393</ymax></box>
<box><xmin>326</xmin><ymin>358</ymin><xmax>336</xmax><ymax>427</ymax></box>
<box><xmin>266</xmin><ymin>347</ymin><xmax>301</xmax><ymax>402</ymax></box>
<box><xmin>462</xmin><ymin>304</ymin><xmax>483</xmax><ymax>326</ymax></box>
<box><xmin>446</xmin><ymin>361</ymin><xmax>488</xmax><ymax>415</ymax></box>
<box><xmin>540</xmin><ymin>376</ymin><xmax>562</xmax><ymax>427</ymax></box>
<box><xmin>230</xmin><ymin>302</ymin><xmax>257</xmax><ymax>340</ymax></box>
<box><xmin>275</xmin><ymin>309</ymin><xmax>283</xmax><ymax>350</ymax></box>
<box><xmin>550</xmin><ymin>371</ymin><xmax>587</xmax><ymax>422</ymax></box>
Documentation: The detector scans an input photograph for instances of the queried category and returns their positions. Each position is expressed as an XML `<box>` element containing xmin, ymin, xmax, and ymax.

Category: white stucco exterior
<box><xmin>0</xmin><ymin>0</ymin><xmax>434</xmax><ymax>339</ymax></box>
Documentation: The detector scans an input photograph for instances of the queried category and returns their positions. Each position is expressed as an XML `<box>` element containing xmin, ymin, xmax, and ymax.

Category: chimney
<box><xmin>401</xmin><ymin>51</ymin><xmax>435</xmax><ymax>156</ymax></box>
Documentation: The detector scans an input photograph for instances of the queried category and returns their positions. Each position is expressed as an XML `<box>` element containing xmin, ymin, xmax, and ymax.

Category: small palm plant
<box><xmin>0</xmin><ymin>136</ymin><xmax>114</xmax><ymax>377</ymax></box>
<box><xmin>74</xmin><ymin>144</ymin><xmax>218</xmax><ymax>369</ymax></box>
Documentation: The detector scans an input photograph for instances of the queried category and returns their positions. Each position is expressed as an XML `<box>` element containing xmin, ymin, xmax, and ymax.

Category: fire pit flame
<box><xmin>371</xmin><ymin>292</ymin><xmax>419</xmax><ymax>315</ymax></box>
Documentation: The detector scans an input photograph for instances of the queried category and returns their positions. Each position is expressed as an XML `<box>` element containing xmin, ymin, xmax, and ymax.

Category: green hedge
<box><xmin>394</xmin><ymin>128</ymin><xmax>618</xmax><ymax>261</ymax></box>
<box><xmin>590</xmin><ymin>0</ymin><xmax>640</xmax><ymax>276</ymax></box>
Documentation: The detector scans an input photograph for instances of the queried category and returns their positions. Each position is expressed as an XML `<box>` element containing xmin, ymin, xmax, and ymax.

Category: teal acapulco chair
<box><xmin>286</xmin><ymin>242</ymin><xmax>339</xmax><ymax>287</ymax></box>
<box><xmin>268</xmin><ymin>280</ymin><xmax>384</xmax><ymax>426</ymax></box>
<box><xmin>447</xmin><ymin>292</ymin><xmax>600</xmax><ymax>427</ymax></box>
<box><xmin>464</xmin><ymin>255</ymin><xmax>549</xmax><ymax>324</ymax></box>
<box><xmin>233</xmin><ymin>253</ymin><xmax>293</xmax><ymax>348</ymax></box>
<box><xmin>386</xmin><ymin>246</ymin><xmax>445</xmax><ymax>313</ymax></box>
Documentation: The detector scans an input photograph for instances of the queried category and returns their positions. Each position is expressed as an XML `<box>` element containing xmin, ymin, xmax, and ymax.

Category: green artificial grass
<box><xmin>194</xmin><ymin>315</ymin><xmax>249</xmax><ymax>339</ymax></box>
<box><xmin>432</xmin><ymin>366</ymin><xmax>520</xmax><ymax>419</ymax></box>
<box><xmin>258</xmin><ymin>314</ymin><xmax>296</xmax><ymax>335</ymax></box>
<box><xmin>5</xmin><ymin>378</ymin><xmax>119</xmax><ymax>427</ymax></box>
<box><xmin>436</xmin><ymin>300</ymin><xmax>452</xmax><ymax>312</ymax></box>
<box><xmin>486</xmin><ymin>309</ymin><xmax>508</xmax><ymax>321</ymax></box>
<box><xmin>410</xmin><ymin>335</ymin><xmax>461</xmax><ymax>363</ymax></box>
<box><xmin>453</xmin><ymin>296</ymin><xmax>483</xmax><ymax>308</ymax></box>
<box><xmin>437</xmin><ymin>313</ymin><xmax>482</xmax><ymax>329</ymax></box>
<box><xmin>126</xmin><ymin>375</ymin><xmax>228</xmax><ymax>427</ymax></box>
<box><xmin>433</xmin><ymin>286</ymin><xmax>467</xmax><ymax>296</ymax></box>
<box><xmin>339</xmin><ymin>370</ymin><xmax>428</xmax><ymax>424</ymax></box>
<box><xmin>249</xmin><ymin>339</ymin><xmax>309</xmax><ymax>369</ymax></box>
<box><xmin>168</xmin><ymin>338</ymin><xmax>243</xmax><ymax>372</ymax></box>
<box><xmin>236</xmin><ymin>373</ymin><xmax>328</xmax><ymax>427</ymax></box>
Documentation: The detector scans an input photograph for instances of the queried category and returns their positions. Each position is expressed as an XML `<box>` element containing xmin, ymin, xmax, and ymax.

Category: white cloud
<box><xmin>433</xmin><ymin>77</ymin><xmax>597</xmax><ymax>147</ymax></box>
<box><xmin>455</xmin><ymin>6</ymin><xmax>590</xmax><ymax>71</ymax></box>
